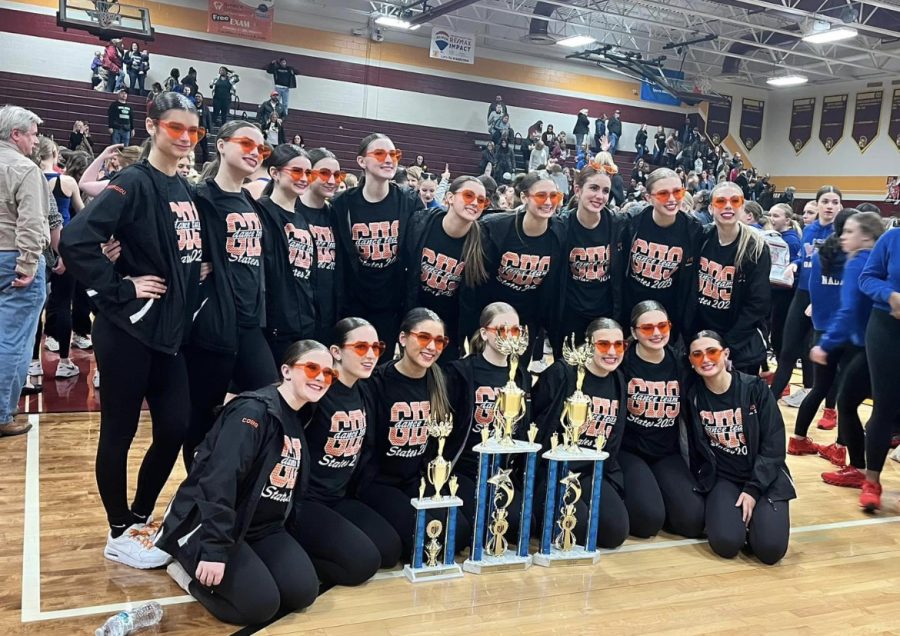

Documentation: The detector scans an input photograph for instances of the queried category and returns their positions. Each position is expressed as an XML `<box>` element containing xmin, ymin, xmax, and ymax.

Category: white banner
<box><xmin>429</xmin><ymin>28</ymin><xmax>475</xmax><ymax>64</ymax></box>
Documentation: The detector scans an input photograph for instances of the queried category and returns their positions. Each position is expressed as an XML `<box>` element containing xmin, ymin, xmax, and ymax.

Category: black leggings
<box><xmin>292</xmin><ymin>498</ymin><xmax>401</xmax><ymax>586</ymax></box>
<box><xmin>184</xmin><ymin>327</ymin><xmax>277</xmax><ymax>468</ymax></box>
<box><xmin>72</xmin><ymin>281</ymin><xmax>93</xmax><ymax>337</ymax></box>
<box><xmin>705</xmin><ymin>479</ymin><xmax>790</xmax><ymax>565</ymax></box>
<box><xmin>794</xmin><ymin>334</ymin><xmax>846</xmax><ymax>439</ymax></box>
<box><xmin>865</xmin><ymin>310</ymin><xmax>900</xmax><ymax>473</ymax></box>
<box><xmin>618</xmin><ymin>450</ymin><xmax>705</xmax><ymax>539</ymax></box>
<box><xmin>359</xmin><ymin>480</ymin><xmax>473</xmax><ymax>560</ymax></box>
<box><xmin>771</xmin><ymin>289</ymin><xmax>818</xmax><ymax>398</ymax></box>
<box><xmin>534</xmin><ymin>472</ymin><xmax>629</xmax><ymax>550</ymax></box>
<box><xmin>769</xmin><ymin>287</ymin><xmax>793</xmax><ymax>360</ymax></box>
<box><xmin>264</xmin><ymin>331</ymin><xmax>301</xmax><ymax>372</ymax></box>
<box><xmin>42</xmin><ymin>269</ymin><xmax>77</xmax><ymax>357</ymax></box>
<box><xmin>836</xmin><ymin>346</ymin><xmax>869</xmax><ymax>469</ymax></box>
<box><xmin>180</xmin><ymin>529</ymin><xmax>318</xmax><ymax>626</ymax></box>
<box><xmin>93</xmin><ymin>314</ymin><xmax>188</xmax><ymax>529</ymax></box>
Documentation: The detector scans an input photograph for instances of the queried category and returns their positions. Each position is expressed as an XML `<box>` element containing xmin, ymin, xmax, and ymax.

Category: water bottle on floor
<box><xmin>95</xmin><ymin>601</ymin><xmax>163</xmax><ymax>636</ymax></box>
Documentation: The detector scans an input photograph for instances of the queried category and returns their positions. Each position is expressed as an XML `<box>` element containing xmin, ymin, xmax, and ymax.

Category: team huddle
<box><xmin>55</xmin><ymin>91</ymin><xmax>900</xmax><ymax>626</ymax></box>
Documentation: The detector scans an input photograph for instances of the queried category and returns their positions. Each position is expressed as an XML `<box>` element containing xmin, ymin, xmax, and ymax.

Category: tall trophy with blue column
<box><xmin>403</xmin><ymin>415</ymin><xmax>465</xmax><ymax>583</ymax></box>
<box><xmin>463</xmin><ymin>327</ymin><xmax>542</xmax><ymax>574</ymax></box>
<box><xmin>534</xmin><ymin>336</ymin><xmax>608</xmax><ymax>567</ymax></box>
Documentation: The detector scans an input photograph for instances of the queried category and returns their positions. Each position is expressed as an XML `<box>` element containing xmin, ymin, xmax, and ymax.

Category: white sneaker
<box><xmin>890</xmin><ymin>446</ymin><xmax>900</xmax><ymax>464</ymax></box>
<box><xmin>44</xmin><ymin>336</ymin><xmax>59</xmax><ymax>352</ymax></box>
<box><xmin>55</xmin><ymin>360</ymin><xmax>80</xmax><ymax>378</ymax></box>
<box><xmin>72</xmin><ymin>334</ymin><xmax>93</xmax><ymax>349</ymax></box>
<box><xmin>93</xmin><ymin>370</ymin><xmax>100</xmax><ymax>388</ymax></box>
<box><xmin>527</xmin><ymin>359</ymin><xmax>548</xmax><ymax>374</ymax></box>
<box><xmin>782</xmin><ymin>388</ymin><xmax>810</xmax><ymax>408</ymax></box>
<box><xmin>104</xmin><ymin>525</ymin><xmax>172</xmax><ymax>569</ymax></box>
<box><xmin>167</xmin><ymin>561</ymin><xmax>192</xmax><ymax>594</ymax></box>
<box><xmin>28</xmin><ymin>360</ymin><xmax>43</xmax><ymax>377</ymax></box>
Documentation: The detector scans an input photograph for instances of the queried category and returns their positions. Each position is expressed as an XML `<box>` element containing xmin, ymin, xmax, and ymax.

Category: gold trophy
<box><xmin>561</xmin><ymin>334</ymin><xmax>594</xmax><ymax>451</ymax></box>
<box><xmin>426</xmin><ymin>416</ymin><xmax>454</xmax><ymax>499</ymax></box>
<box><xmin>493</xmin><ymin>326</ymin><xmax>529</xmax><ymax>445</ymax></box>
<box><xmin>554</xmin><ymin>471</ymin><xmax>583</xmax><ymax>551</ymax></box>
<box><xmin>424</xmin><ymin>520</ymin><xmax>444</xmax><ymax>567</ymax></box>
<box><xmin>485</xmin><ymin>468</ymin><xmax>515</xmax><ymax>556</ymax></box>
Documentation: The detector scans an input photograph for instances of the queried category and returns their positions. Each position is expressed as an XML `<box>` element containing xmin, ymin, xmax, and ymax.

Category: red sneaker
<box><xmin>822</xmin><ymin>466</ymin><xmax>865</xmax><ymax>488</ymax></box>
<box><xmin>760</xmin><ymin>371</ymin><xmax>774</xmax><ymax>386</ymax></box>
<box><xmin>817</xmin><ymin>408</ymin><xmax>837</xmax><ymax>430</ymax></box>
<box><xmin>788</xmin><ymin>436</ymin><xmax>820</xmax><ymax>456</ymax></box>
<box><xmin>859</xmin><ymin>480</ymin><xmax>882</xmax><ymax>512</ymax></box>
<box><xmin>781</xmin><ymin>385</ymin><xmax>791</xmax><ymax>397</ymax></box>
<box><xmin>817</xmin><ymin>442</ymin><xmax>846</xmax><ymax>467</ymax></box>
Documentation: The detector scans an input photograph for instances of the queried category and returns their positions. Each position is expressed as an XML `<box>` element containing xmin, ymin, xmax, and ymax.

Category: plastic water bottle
<box><xmin>95</xmin><ymin>602</ymin><xmax>163</xmax><ymax>636</ymax></box>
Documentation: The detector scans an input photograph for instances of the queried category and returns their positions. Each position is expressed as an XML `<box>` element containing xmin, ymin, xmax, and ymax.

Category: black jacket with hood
<box><xmin>686</xmin><ymin>371</ymin><xmax>796</xmax><ymax>503</ymax></box>
<box><xmin>155</xmin><ymin>385</ymin><xmax>311</xmax><ymax>566</ymax></box>
<box><xmin>59</xmin><ymin>161</ymin><xmax>202</xmax><ymax>354</ymax></box>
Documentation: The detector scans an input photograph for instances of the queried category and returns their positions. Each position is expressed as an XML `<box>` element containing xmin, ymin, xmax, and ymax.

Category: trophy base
<box><xmin>403</xmin><ymin>563</ymin><xmax>465</xmax><ymax>583</ymax></box>
<box><xmin>474</xmin><ymin>440</ymin><xmax>542</xmax><ymax>455</ymax></box>
<box><xmin>532</xmin><ymin>546</ymin><xmax>600</xmax><ymax>568</ymax></box>
<box><xmin>410</xmin><ymin>496</ymin><xmax>464</xmax><ymax>510</ymax></box>
<box><xmin>462</xmin><ymin>552</ymin><xmax>532</xmax><ymax>574</ymax></box>
<box><xmin>541</xmin><ymin>448</ymin><xmax>609</xmax><ymax>462</ymax></box>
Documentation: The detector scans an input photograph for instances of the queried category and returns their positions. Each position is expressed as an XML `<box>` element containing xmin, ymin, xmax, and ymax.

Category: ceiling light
<box><xmin>802</xmin><ymin>25</ymin><xmax>857</xmax><ymax>44</ymax></box>
<box><xmin>557</xmin><ymin>35</ymin><xmax>596</xmax><ymax>48</ymax></box>
<box><xmin>375</xmin><ymin>15</ymin><xmax>411</xmax><ymax>29</ymax></box>
<box><xmin>767</xmin><ymin>74</ymin><xmax>809</xmax><ymax>87</ymax></box>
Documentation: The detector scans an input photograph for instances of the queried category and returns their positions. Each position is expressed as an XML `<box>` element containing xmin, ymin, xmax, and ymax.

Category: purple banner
<box><xmin>705</xmin><ymin>95</ymin><xmax>732</xmax><ymax>146</ymax></box>
<box><xmin>852</xmin><ymin>90</ymin><xmax>883</xmax><ymax>153</ymax></box>
<box><xmin>889</xmin><ymin>89</ymin><xmax>900</xmax><ymax>152</ymax></box>
<box><xmin>818</xmin><ymin>94</ymin><xmax>848</xmax><ymax>153</ymax></box>
<box><xmin>739</xmin><ymin>98</ymin><xmax>764</xmax><ymax>151</ymax></box>
<box><xmin>789</xmin><ymin>97</ymin><xmax>815</xmax><ymax>154</ymax></box>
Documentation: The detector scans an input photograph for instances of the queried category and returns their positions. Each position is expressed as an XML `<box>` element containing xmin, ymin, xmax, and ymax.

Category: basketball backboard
<box><xmin>57</xmin><ymin>0</ymin><xmax>154</xmax><ymax>41</ymax></box>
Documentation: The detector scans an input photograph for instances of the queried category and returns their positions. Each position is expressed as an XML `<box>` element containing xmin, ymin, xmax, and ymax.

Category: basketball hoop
<box><xmin>693</xmin><ymin>76</ymin><xmax>713</xmax><ymax>94</ymax></box>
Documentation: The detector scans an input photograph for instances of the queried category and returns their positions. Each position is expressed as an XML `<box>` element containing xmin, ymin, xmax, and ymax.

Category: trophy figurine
<box><xmin>493</xmin><ymin>326</ymin><xmax>529</xmax><ymax>445</ymax></box>
<box><xmin>554</xmin><ymin>472</ymin><xmax>583</xmax><ymax>551</ymax></box>
<box><xmin>426</xmin><ymin>416</ymin><xmax>454</xmax><ymax>499</ymax></box>
<box><xmin>424</xmin><ymin>520</ymin><xmax>444</xmax><ymax>567</ymax></box>
<box><xmin>484</xmin><ymin>469</ymin><xmax>515</xmax><ymax>557</ymax></box>
<box><xmin>561</xmin><ymin>334</ymin><xmax>594</xmax><ymax>451</ymax></box>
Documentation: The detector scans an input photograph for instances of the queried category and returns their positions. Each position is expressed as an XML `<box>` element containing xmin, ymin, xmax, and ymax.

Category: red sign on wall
<box><xmin>207</xmin><ymin>0</ymin><xmax>273</xmax><ymax>41</ymax></box>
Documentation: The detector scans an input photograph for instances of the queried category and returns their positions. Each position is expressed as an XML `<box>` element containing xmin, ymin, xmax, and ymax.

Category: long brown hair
<box><xmin>447</xmin><ymin>175</ymin><xmax>489</xmax><ymax>286</ymax></box>
<box><xmin>399</xmin><ymin>308</ymin><xmax>450</xmax><ymax>422</ymax></box>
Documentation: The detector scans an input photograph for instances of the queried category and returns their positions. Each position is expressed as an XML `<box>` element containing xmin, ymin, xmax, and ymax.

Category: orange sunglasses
<box><xmin>222</xmin><ymin>136</ymin><xmax>272</xmax><ymax>159</ymax></box>
<box><xmin>366</xmin><ymin>149</ymin><xmax>403</xmax><ymax>163</ymax></box>
<box><xmin>155</xmin><ymin>120</ymin><xmax>206</xmax><ymax>145</ymax></box>
<box><xmin>293</xmin><ymin>361</ymin><xmax>339</xmax><ymax>386</ymax></box>
<box><xmin>312</xmin><ymin>168</ymin><xmax>346</xmax><ymax>184</ymax></box>
<box><xmin>407</xmin><ymin>331</ymin><xmax>449</xmax><ymax>352</ymax></box>
<box><xmin>343</xmin><ymin>341</ymin><xmax>386</xmax><ymax>357</ymax></box>
<box><xmin>529</xmin><ymin>191</ymin><xmax>564</xmax><ymax>206</ymax></box>
<box><xmin>635</xmin><ymin>321</ymin><xmax>672</xmax><ymax>337</ymax></box>
<box><xmin>484</xmin><ymin>324</ymin><xmax>523</xmax><ymax>339</ymax></box>
<box><xmin>712</xmin><ymin>195</ymin><xmax>745</xmax><ymax>209</ymax></box>
<box><xmin>281</xmin><ymin>167</ymin><xmax>313</xmax><ymax>182</ymax></box>
<box><xmin>457</xmin><ymin>189</ymin><xmax>488</xmax><ymax>210</ymax></box>
<box><xmin>650</xmin><ymin>188</ymin><xmax>686</xmax><ymax>203</ymax></box>
<box><xmin>689</xmin><ymin>347</ymin><xmax>724</xmax><ymax>365</ymax></box>
<box><xmin>593</xmin><ymin>339</ymin><xmax>626</xmax><ymax>355</ymax></box>
<box><xmin>588</xmin><ymin>160</ymin><xmax>618</xmax><ymax>175</ymax></box>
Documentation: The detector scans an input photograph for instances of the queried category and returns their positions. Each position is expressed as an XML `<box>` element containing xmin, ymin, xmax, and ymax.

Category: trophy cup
<box><xmin>492</xmin><ymin>327</ymin><xmax>529</xmax><ymax>445</ymax></box>
<box><xmin>404</xmin><ymin>416</ymin><xmax>464</xmax><ymax>583</ymax></box>
<box><xmin>534</xmin><ymin>336</ymin><xmax>609</xmax><ymax>568</ymax></box>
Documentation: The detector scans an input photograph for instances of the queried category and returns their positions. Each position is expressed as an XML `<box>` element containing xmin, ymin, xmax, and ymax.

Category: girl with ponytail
<box><xmin>256</xmin><ymin>144</ymin><xmax>317</xmax><ymax>364</ymax></box>
<box><xmin>693</xmin><ymin>181</ymin><xmax>771</xmax><ymax>375</ymax></box>
<box><xmin>403</xmin><ymin>175</ymin><xmax>489</xmax><ymax>360</ymax></box>
<box><xmin>357</xmin><ymin>308</ymin><xmax>470</xmax><ymax>557</ymax></box>
<box><xmin>184</xmin><ymin>120</ymin><xmax>278</xmax><ymax>468</ymax></box>
<box><xmin>532</xmin><ymin>317</ymin><xmax>630</xmax><ymax>549</ymax></box>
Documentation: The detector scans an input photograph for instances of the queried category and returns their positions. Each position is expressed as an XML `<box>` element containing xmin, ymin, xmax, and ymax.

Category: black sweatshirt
<box><xmin>621</xmin><ymin>345</ymin><xmax>683</xmax><ymax>462</ymax></box>
<box><xmin>59</xmin><ymin>161</ymin><xmax>202</xmax><ymax>354</ymax></box>
<box><xmin>156</xmin><ymin>385</ymin><xmax>311</xmax><ymax>565</ymax></box>
<box><xmin>258</xmin><ymin>196</ymin><xmax>316</xmax><ymax>340</ymax></box>
<box><xmin>298</xmin><ymin>200</ymin><xmax>341</xmax><ymax>338</ymax></box>
<box><xmin>107</xmin><ymin>102</ymin><xmax>133</xmax><ymax>131</ymax></box>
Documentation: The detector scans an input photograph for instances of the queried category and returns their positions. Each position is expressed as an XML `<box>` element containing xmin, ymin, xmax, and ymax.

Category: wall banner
<box><xmin>852</xmin><ymin>90</ymin><xmax>884</xmax><ymax>153</ymax></box>
<box><xmin>890</xmin><ymin>89</ymin><xmax>900</xmax><ymax>152</ymax></box>
<box><xmin>818</xmin><ymin>94</ymin><xmax>848</xmax><ymax>153</ymax></box>
<box><xmin>429</xmin><ymin>28</ymin><xmax>475</xmax><ymax>64</ymax></box>
<box><xmin>705</xmin><ymin>95</ymin><xmax>732</xmax><ymax>146</ymax></box>
<box><xmin>739</xmin><ymin>98</ymin><xmax>764</xmax><ymax>150</ymax></box>
<box><xmin>789</xmin><ymin>97</ymin><xmax>816</xmax><ymax>154</ymax></box>
<box><xmin>207</xmin><ymin>0</ymin><xmax>273</xmax><ymax>42</ymax></box>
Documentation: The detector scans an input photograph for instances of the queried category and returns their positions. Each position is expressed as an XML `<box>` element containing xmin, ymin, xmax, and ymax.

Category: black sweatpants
<box><xmin>836</xmin><ymin>346</ymin><xmax>869</xmax><ymax>469</ymax></box>
<box><xmin>794</xmin><ymin>334</ymin><xmax>846</xmax><ymax>439</ymax></box>
<box><xmin>534</xmin><ymin>472</ymin><xmax>629</xmax><ymax>550</ymax></box>
<box><xmin>72</xmin><ymin>281</ymin><xmax>93</xmax><ymax>337</ymax></box>
<box><xmin>293</xmin><ymin>498</ymin><xmax>401</xmax><ymax>586</ymax></box>
<box><xmin>705</xmin><ymin>479</ymin><xmax>790</xmax><ymax>565</ymax></box>
<box><xmin>771</xmin><ymin>289</ymin><xmax>813</xmax><ymax>398</ymax></box>
<box><xmin>359</xmin><ymin>479</ymin><xmax>473</xmax><ymax>559</ymax></box>
<box><xmin>618</xmin><ymin>450</ymin><xmax>705</xmax><ymax>539</ymax></box>
<box><xmin>184</xmin><ymin>327</ymin><xmax>277</xmax><ymax>468</ymax></box>
<box><xmin>212</xmin><ymin>98</ymin><xmax>229</xmax><ymax>125</ymax></box>
<box><xmin>769</xmin><ymin>287</ymin><xmax>793</xmax><ymax>359</ymax></box>
<box><xmin>92</xmin><ymin>314</ymin><xmax>189</xmax><ymax>529</ymax></box>
<box><xmin>180</xmin><ymin>529</ymin><xmax>318</xmax><ymax>626</ymax></box>
<box><xmin>264</xmin><ymin>331</ymin><xmax>301</xmax><ymax>372</ymax></box>
<box><xmin>46</xmin><ymin>269</ymin><xmax>76</xmax><ymax>357</ymax></box>
<box><xmin>865</xmin><ymin>310</ymin><xmax>900</xmax><ymax>473</ymax></box>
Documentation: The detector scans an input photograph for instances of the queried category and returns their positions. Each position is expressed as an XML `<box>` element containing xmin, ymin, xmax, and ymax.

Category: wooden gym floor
<box><xmin>3</xmin><ymin>371</ymin><xmax>900</xmax><ymax>634</ymax></box>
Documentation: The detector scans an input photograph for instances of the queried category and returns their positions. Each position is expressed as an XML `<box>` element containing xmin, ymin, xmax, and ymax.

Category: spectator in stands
<box><xmin>267</xmin><ymin>58</ymin><xmax>298</xmax><ymax>112</ymax></box>
<box><xmin>607</xmin><ymin>110</ymin><xmax>622</xmax><ymax>155</ymax></box>
<box><xmin>262</xmin><ymin>112</ymin><xmax>285</xmax><ymax>147</ymax></box>
<box><xmin>487</xmin><ymin>95</ymin><xmax>507</xmax><ymax>121</ymax></box>
<box><xmin>626</xmin><ymin>178</ymin><xmax>643</xmax><ymax>201</ymax></box>
<box><xmin>651</xmin><ymin>125</ymin><xmax>665</xmax><ymax>165</ymax></box>
<box><xmin>193</xmin><ymin>92</ymin><xmax>212</xmax><ymax>166</ymax></box>
<box><xmin>91</xmin><ymin>51</ymin><xmax>104</xmax><ymax>90</ymax></box>
<box><xmin>78</xmin><ymin>124</ymin><xmax>94</xmax><ymax>156</ymax></box>
<box><xmin>573</xmin><ymin>108</ymin><xmax>590</xmax><ymax>149</ymax></box>
<box><xmin>180</xmin><ymin>67</ymin><xmax>198</xmax><ymax>95</ymax></box>
<box><xmin>124</xmin><ymin>42</ymin><xmax>142</xmax><ymax>95</ymax></box>
<box><xmin>488</xmin><ymin>104</ymin><xmax>504</xmax><ymax>134</ymax></box>
<box><xmin>529</xmin><ymin>140</ymin><xmax>548</xmax><ymax>171</ymax></box>
<box><xmin>664</xmin><ymin>131</ymin><xmax>678</xmax><ymax>168</ymax></box>
<box><xmin>147</xmin><ymin>82</ymin><xmax>162</xmax><ymax>108</ymax></box>
<box><xmin>102</xmin><ymin>39</ymin><xmax>124</xmax><ymax>92</ymax></box>
<box><xmin>527</xmin><ymin>120</ymin><xmax>543</xmax><ymax>139</ymax></box>
<box><xmin>0</xmin><ymin>105</ymin><xmax>51</xmax><ymax>436</ymax></box>
<box><xmin>678</xmin><ymin>115</ymin><xmax>692</xmax><ymax>146</ymax></box>
<box><xmin>548</xmin><ymin>163</ymin><xmax>569</xmax><ymax>198</ymax></box>
<box><xmin>211</xmin><ymin>67</ymin><xmax>233</xmax><ymax>126</ymax></box>
<box><xmin>412</xmin><ymin>155</ymin><xmax>427</xmax><ymax>174</ymax></box>
<box><xmin>291</xmin><ymin>134</ymin><xmax>304</xmax><ymax>148</ymax></box>
<box><xmin>632</xmin><ymin>158</ymin><xmax>647</xmax><ymax>186</ymax></box>
<box><xmin>494</xmin><ymin>138</ymin><xmax>516</xmax><ymax>184</ymax></box>
<box><xmin>490</xmin><ymin>113</ymin><xmax>511</xmax><ymax>145</ymax></box>
<box><xmin>551</xmin><ymin>132</ymin><xmax>568</xmax><ymax>162</ymax></box>
<box><xmin>698</xmin><ymin>170</ymin><xmax>715</xmax><ymax>191</ymax></box>
<box><xmin>520</xmin><ymin>130</ymin><xmax>537</xmax><ymax>171</ymax></box>
<box><xmin>776</xmin><ymin>185</ymin><xmax>795</xmax><ymax>206</ymax></box>
<box><xmin>107</xmin><ymin>89</ymin><xmax>134</xmax><ymax>146</ymax></box>
<box><xmin>479</xmin><ymin>141</ymin><xmax>496</xmax><ymax>175</ymax></box>
<box><xmin>635</xmin><ymin>123</ymin><xmax>648</xmax><ymax>160</ymax></box>
<box><xmin>69</xmin><ymin>121</ymin><xmax>86</xmax><ymax>151</ymax></box>
<box><xmin>593</xmin><ymin>114</ymin><xmax>606</xmax><ymax>152</ymax></box>
<box><xmin>165</xmin><ymin>68</ymin><xmax>181</xmax><ymax>93</ymax></box>
<box><xmin>541</xmin><ymin>124</ymin><xmax>556</xmax><ymax>147</ymax></box>
<box><xmin>257</xmin><ymin>91</ymin><xmax>287</xmax><ymax>127</ymax></box>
